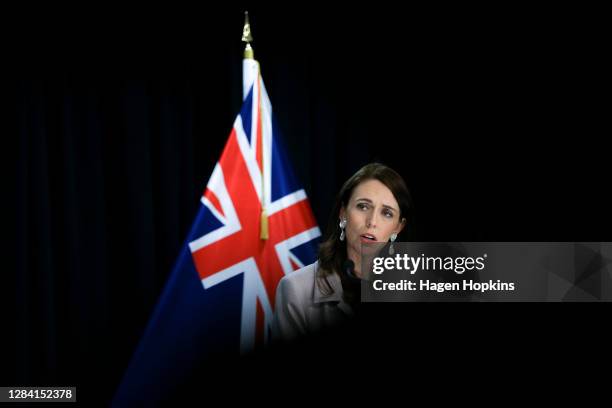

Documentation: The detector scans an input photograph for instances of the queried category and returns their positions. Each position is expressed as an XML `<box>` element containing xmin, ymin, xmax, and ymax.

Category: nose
<box><xmin>366</xmin><ymin>212</ymin><xmax>379</xmax><ymax>229</ymax></box>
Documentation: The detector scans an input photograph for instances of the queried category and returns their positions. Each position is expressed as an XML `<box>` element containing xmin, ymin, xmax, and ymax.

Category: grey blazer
<box><xmin>272</xmin><ymin>261</ymin><xmax>354</xmax><ymax>342</ymax></box>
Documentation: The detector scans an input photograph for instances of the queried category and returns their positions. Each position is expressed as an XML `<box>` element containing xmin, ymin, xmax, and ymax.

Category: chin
<box><xmin>359</xmin><ymin>242</ymin><xmax>385</xmax><ymax>256</ymax></box>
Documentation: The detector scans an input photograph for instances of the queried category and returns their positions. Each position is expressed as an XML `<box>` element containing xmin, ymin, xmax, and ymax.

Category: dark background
<box><xmin>5</xmin><ymin>4</ymin><xmax>609</xmax><ymax>405</ymax></box>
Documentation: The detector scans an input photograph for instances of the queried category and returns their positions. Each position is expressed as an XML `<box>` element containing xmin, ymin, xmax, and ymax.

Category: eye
<box><xmin>357</xmin><ymin>203</ymin><xmax>369</xmax><ymax>211</ymax></box>
<box><xmin>383</xmin><ymin>209</ymin><xmax>394</xmax><ymax>218</ymax></box>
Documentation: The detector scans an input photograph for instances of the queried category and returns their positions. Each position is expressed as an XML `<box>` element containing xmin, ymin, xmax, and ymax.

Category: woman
<box><xmin>272</xmin><ymin>163</ymin><xmax>412</xmax><ymax>341</ymax></box>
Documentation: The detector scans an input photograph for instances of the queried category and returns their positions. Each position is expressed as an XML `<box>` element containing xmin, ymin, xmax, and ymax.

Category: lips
<box><xmin>360</xmin><ymin>233</ymin><xmax>378</xmax><ymax>242</ymax></box>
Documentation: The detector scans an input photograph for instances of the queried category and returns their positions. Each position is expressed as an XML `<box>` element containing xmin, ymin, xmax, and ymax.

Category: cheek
<box><xmin>382</xmin><ymin>221</ymin><xmax>399</xmax><ymax>237</ymax></box>
<box><xmin>347</xmin><ymin>211</ymin><xmax>364</xmax><ymax>227</ymax></box>
<box><xmin>345</xmin><ymin>214</ymin><xmax>361</xmax><ymax>239</ymax></box>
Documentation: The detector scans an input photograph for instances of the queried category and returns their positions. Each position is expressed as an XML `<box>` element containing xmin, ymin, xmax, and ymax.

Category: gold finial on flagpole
<box><xmin>242</xmin><ymin>11</ymin><xmax>254</xmax><ymax>59</ymax></box>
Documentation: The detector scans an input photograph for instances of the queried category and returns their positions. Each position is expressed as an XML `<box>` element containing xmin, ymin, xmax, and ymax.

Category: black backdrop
<box><xmin>6</xmin><ymin>4</ymin><xmax>610</xmax><ymax>404</ymax></box>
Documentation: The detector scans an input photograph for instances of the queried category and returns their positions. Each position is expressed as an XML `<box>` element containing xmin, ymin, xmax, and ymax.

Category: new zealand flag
<box><xmin>113</xmin><ymin>56</ymin><xmax>321</xmax><ymax>406</ymax></box>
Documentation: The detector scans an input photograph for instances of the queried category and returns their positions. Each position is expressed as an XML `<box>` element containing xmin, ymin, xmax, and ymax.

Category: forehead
<box><xmin>350</xmin><ymin>179</ymin><xmax>398</xmax><ymax>207</ymax></box>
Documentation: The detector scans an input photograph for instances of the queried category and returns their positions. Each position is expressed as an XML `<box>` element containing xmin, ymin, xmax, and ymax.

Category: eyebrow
<box><xmin>355</xmin><ymin>198</ymin><xmax>398</xmax><ymax>212</ymax></box>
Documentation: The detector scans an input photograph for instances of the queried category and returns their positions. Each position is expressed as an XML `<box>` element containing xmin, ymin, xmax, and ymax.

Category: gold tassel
<box><xmin>260</xmin><ymin>208</ymin><xmax>269</xmax><ymax>240</ymax></box>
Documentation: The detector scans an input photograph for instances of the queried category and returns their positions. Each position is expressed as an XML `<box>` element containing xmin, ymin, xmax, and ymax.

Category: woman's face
<box><xmin>340</xmin><ymin>179</ymin><xmax>405</xmax><ymax>265</ymax></box>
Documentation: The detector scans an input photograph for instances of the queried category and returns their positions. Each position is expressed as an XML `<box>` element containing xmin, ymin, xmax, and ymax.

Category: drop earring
<box><xmin>389</xmin><ymin>233</ymin><xmax>397</xmax><ymax>255</ymax></box>
<box><xmin>339</xmin><ymin>218</ymin><xmax>347</xmax><ymax>241</ymax></box>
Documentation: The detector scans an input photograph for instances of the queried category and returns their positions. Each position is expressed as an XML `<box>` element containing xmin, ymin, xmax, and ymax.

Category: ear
<box><xmin>339</xmin><ymin>207</ymin><xmax>346</xmax><ymax>220</ymax></box>
<box><xmin>396</xmin><ymin>217</ymin><xmax>407</xmax><ymax>234</ymax></box>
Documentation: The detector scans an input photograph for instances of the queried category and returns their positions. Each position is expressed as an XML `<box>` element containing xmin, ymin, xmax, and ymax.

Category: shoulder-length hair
<box><xmin>317</xmin><ymin>162</ymin><xmax>413</xmax><ymax>282</ymax></box>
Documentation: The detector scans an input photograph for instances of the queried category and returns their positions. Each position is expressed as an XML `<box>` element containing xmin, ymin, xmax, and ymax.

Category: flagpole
<box><xmin>242</xmin><ymin>11</ymin><xmax>254</xmax><ymax>59</ymax></box>
<box><xmin>242</xmin><ymin>11</ymin><xmax>269</xmax><ymax>240</ymax></box>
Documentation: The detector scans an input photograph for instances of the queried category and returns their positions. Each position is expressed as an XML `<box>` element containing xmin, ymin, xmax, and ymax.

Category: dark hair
<box><xmin>317</xmin><ymin>163</ymin><xmax>413</xmax><ymax>287</ymax></box>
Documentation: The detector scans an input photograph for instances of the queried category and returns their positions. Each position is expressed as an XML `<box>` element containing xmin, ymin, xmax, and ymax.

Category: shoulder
<box><xmin>276</xmin><ymin>261</ymin><xmax>340</xmax><ymax>305</ymax></box>
<box><xmin>279</xmin><ymin>262</ymin><xmax>318</xmax><ymax>286</ymax></box>
<box><xmin>276</xmin><ymin>262</ymin><xmax>318</xmax><ymax>302</ymax></box>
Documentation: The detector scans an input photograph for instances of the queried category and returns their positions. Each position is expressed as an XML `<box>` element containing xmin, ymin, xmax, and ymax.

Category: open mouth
<box><xmin>360</xmin><ymin>234</ymin><xmax>377</xmax><ymax>242</ymax></box>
